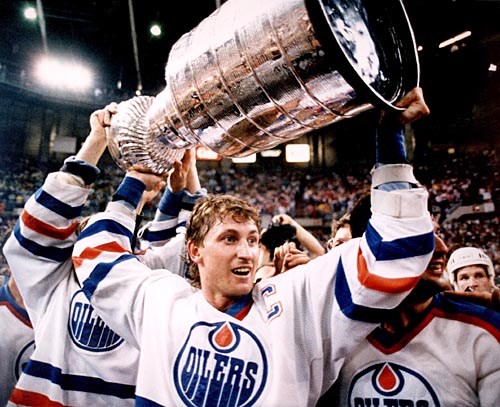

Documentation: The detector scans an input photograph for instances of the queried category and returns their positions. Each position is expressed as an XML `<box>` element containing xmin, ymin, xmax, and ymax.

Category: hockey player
<box><xmin>316</xmin><ymin>121</ymin><xmax>500</xmax><ymax>406</ymax></box>
<box><xmin>447</xmin><ymin>246</ymin><xmax>498</xmax><ymax>293</ymax></box>
<box><xmin>137</xmin><ymin>147</ymin><xmax>207</xmax><ymax>274</ymax></box>
<box><xmin>3</xmin><ymin>102</ymin><xmax>203</xmax><ymax>406</ymax></box>
<box><xmin>326</xmin><ymin>234</ymin><xmax>500</xmax><ymax>406</ymax></box>
<box><xmin>2</xmin><ymin>103</ymin><xmax>142</xmax><ymax>406</ymax></box>
<box><xmin>0</xmin><ymin>274</ymin><xmax>34</xmax><ymax>406</ymax></box>
<box><xmin>72</xmin><ymin>87</ymin><xmax>435</xmax><ymax>406</ymax></box>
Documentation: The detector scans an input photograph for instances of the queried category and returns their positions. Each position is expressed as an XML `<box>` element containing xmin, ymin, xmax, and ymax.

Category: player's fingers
<box><xmin>285</xmin><ymin>254</ymin><xmax>310</xmax><ymax>269</ymax></box>
<box><xmin>101</xmin><ymin>103</ymin><xmax>118</xmax><ymax>126</ymax></box>
<box><xmin>395</xmin><ymin>87</ymin><xmax>422</xmax><ymax>108</ymax></box>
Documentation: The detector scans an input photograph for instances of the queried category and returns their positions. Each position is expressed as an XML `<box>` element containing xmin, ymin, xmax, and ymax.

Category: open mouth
<box><xmin>232</xmin><ymin>267</ymin><xmax>252</xmax><ymax>276</ymax></box>
<box><xmin>427</xmin><ymin>261</ymin><xmax>444</xmax><ymax>275</ymax></box>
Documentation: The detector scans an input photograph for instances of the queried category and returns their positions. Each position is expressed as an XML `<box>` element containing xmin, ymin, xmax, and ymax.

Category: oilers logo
<box><xmin>174</xmin><ymin>321</ymin><xmax>268</xmax><ymax>407</ymax></box>
<box><xmin>347</xmin><ymin>362</ymin><xmax>440</xmax><ymax>407</ymax></box>
<box><xmin>68</xmin><ymin>290</ymin><xmax>124</xmax><ymax>351</ymax></box>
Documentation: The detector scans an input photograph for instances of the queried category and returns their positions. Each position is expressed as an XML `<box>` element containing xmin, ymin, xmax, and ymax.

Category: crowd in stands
<box><xmin>0</xmin><ymin>148</ymin><xmax>498</xmax><ymax>283</ymax></box>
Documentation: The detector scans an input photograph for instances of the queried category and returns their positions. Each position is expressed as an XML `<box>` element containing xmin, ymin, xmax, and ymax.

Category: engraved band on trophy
<box><xmin>107</xmin><ymin>0</ymin><xmax>419</xmax><ymax>174</ymax></box>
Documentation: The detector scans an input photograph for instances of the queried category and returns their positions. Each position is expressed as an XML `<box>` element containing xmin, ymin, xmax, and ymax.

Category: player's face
<box><xmin>190</xmin><ymin>216</ymin><xmax>260</xmax><ymax>311</ymax></box>
<box><xmin>420</xmin><ymin>234</ymin><xmax>450</xmax><ymax>291</ymax></box>
<box><xmin>455</xmin><ymin>266</ymin><xmax>491</xmax><ymax>293</ymax></box>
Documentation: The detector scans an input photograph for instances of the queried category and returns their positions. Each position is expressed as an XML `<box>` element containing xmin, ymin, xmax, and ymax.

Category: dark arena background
<box><xmin>0</xmin><ymin>0</ymin><xmax>499</xmax><ymax>282</ymax></box>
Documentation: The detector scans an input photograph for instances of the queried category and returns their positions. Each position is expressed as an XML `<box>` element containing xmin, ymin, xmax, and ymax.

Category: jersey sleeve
<box><xmin>326</xmin><ymin>163</ymin><xmax>434</xmax><ymax>319</ymax></box>
<box><xmin>73</xmin><ymin>200</ymin><xmax>193</xmax><ymax>347</ymax></box>
<box><xmin>136</xmin><ymin>187</ymin><xmax>205</xmax><ymax>272</ymax></box>
<box><xmin>2</xmin><ymin>172</ymin><xmax>91</xmax><ymax>326</ymax></box>
<box><xmin>138</xmin><ymin>233</ymin><xmax>188</xmax><ymax>276</ymax></box>
<box><xmin>258</xmin><ymin>164</ymin><xmax>434</xmax><ymax>387</ymax></box>
<box><xmin>139</xmin><ymin>186</ymin><xmax>206</xmax><ymax>247</ymax></box>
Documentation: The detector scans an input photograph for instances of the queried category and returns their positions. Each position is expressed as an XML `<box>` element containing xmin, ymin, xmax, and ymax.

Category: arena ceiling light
<box><xmin>285</xmin><ymin>144</ymin><xmax>310</xmax><ymax>163</ymax></box>
<box><xmin>23</xmin><ymin>6</ymin><xmax>37</xmax><ymax>20</ymax></box>
<box><xmin>260</xmin><ymin>149</ymin><xmax>282</xmax><ymax>158</ymax></box>
<box><xmin>438</xmin><ymin>30</ymin><xmax>472</xmax><ymax>49</ymax></box>
<box><xmin>232</xmin><ymin>154</ymin><xmax>256</xmax><ymax>164</ymax></box>
<box><xmin>150</xmin><ymin>24</ymin><xmax>162</xmax><ymax>37</ymax></box>
<box><xmin>35</xmin><ymin>56</ymin><xmax>93</xmax><ymax>92</ymax></box>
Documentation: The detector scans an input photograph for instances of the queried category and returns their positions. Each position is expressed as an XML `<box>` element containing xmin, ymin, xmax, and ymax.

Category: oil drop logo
<box><xmin>174</xmin><ymin>321</ymin><xmax>268</xmax><ymax>407</ymax></box>
<box><xmin>347</xmin><ymin>362</ymin><xmax>441</xmax><ymax>407</ymax></box>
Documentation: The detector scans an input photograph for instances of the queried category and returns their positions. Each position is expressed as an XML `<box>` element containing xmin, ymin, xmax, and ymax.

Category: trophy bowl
<box><xmin>107</xmin><ymin>0</ymin><xmax>419</xmax><ymax>173</ymax></box>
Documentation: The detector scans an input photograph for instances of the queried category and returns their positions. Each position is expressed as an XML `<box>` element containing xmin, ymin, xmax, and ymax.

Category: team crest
<box><xmin>347</xmin><ymin>362</ymin><xmax>440</xmax><ymax>407</ymax></box>
<box><xmin>174</xmin><ymin>321</ymin><xmax>268</xmax><ymax>407</ymax></box>
<box><xmin>68</xmin><ymin>290</ymin><xmax>124</xmax><ymax>351</ymax></box>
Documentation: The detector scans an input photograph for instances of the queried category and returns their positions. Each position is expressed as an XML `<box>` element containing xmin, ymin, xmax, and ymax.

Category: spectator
<box><xmin>255</xmin><ymin>213</ymin><xmax>325</xmax><ymax>281</ymax></box>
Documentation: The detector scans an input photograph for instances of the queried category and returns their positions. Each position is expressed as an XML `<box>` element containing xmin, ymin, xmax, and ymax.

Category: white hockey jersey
<box><xmin>329</xmin><ymin>293</ymin><xmax>500</xmax><ymax>407</ymax></box>
<box><xmin>0</xmin><ymin>281</ymin><xmax>34</xmax><ymax>406</ymax></box>
<box><xmin>3</xmin><ymin>172</ymin><xmax>191</xmax><ymax>406</ymax></box>
<box><xmin>73</xmin><ymin>167</ymin><xmax>435</xmax><ymax>407</ymax></box>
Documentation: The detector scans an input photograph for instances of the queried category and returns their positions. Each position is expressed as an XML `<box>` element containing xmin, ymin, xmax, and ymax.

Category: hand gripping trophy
<box><xmin>107</xmin><ymin>0</ymin><xmax>420</xmax><ymax>174</ymax></box>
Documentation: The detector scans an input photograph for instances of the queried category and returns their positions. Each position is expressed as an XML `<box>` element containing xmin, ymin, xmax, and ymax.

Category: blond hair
<box><xmin>186</xmin><ymin>194</ymin><xmax>260</xmax><ymax>287</ymax></box>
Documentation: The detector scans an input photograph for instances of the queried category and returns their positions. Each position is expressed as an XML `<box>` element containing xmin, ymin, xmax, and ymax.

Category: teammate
<box><xmin>2</xmin><ymin>103</ymin><xmax>141</xmax><ymax>406</ymax></box>
<box><xmin>0</xmin><ymin>274</ymin><xmax>34</xmax><ymax>406</ymax></box>
<box><xmin>72</xmin><ymin>87</ymin><xmax>435</xmax><ymax>406</ymax></box>
<box><xmin>316</xmin><ymin>144</ymin><xmax>500</xmax><ymax>406</ymax></box>
<box><xmin>138</xmin><ymin>147</ymin><xmax>207</xmax><ymax>274</ymax></box>
<box><xmin>325</xmin><ymin>234</ymin><xmax>500</xmax><ymax>406</ymax></box>
<box><xmin>447</xmin><ymin>246</ymin><xmax>497</xmax><ymax>293</ymax></box>
<box><xmin>2</xmin><ymin>102</ymin><xmax>202</xmax><ymax>406</ymax></box>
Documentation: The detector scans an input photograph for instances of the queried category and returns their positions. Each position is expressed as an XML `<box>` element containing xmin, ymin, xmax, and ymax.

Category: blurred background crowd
<box><xmin>1</xmin><ymin>147</ymin><xmax>498</xmax><ymax>285</ymax></box>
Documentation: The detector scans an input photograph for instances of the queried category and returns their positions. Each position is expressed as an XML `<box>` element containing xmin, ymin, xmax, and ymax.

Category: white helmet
<box><xmin>447</xmin><ymin>247</ymin><xmax>495</xmax><ymax>289</ymax></box>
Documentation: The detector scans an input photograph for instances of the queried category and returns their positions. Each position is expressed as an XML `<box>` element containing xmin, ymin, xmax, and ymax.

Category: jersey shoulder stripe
<box><xmin>0</xmin><ymin>285</ymin><xmax>31</xmax><ymax>327</ymax></box>
<box><xmin>21</xmin><ymin>210</ymin><xmax>78</xmax><ymax>240</ymax></box>
<box><xmin>13</xmin><ymin>222</ymin><xmax>72</xmax><ymax>262</ymax></box>
<box><xmin>368</xmin><ymin>293</ymin><xmax>500</xmax><ymax>353</ymax></box>
<box><xmin>82</xmin><ymin>254</ymin><xmax>136</xmax><ymax>299</ymax></box>
<box><xmin>433</xmin><ymin>293</ymin><xmax>500</xmax><ymax>340</ymax></box>
<box><xmin>78</xmin><ymin>218</ymin><xmax>134</xmax><ymax>244</ymax></box>
<box><xmin>365</xmin><ymin>222</ymin><xmax>435</xmax><ymax>261</ymax></box>
<box><xmin>34</xmin><ymin>188</ymin><xmax>83</xmax><ymax>219</ymax></box>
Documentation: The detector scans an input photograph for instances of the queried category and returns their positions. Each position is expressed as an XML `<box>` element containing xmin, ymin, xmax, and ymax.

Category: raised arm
<box><xmin>2</xmin><ymin>103</ymin><xmax>116</xmax><ymax>324</ymax></box>
<box><xmin>73</xmin><ymin>169</ymin><xmax>195</xmax><ymax>346</ymax></box>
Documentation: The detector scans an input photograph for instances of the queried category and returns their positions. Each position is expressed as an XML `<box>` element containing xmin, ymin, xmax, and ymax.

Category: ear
<box><xmin>187</xmin><ymin>240</ymin><xmax>201</xmax><ymax>263</ymax></box>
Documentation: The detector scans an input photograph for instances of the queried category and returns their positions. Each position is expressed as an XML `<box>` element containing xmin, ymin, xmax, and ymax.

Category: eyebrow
<box><xmin>216</xmin><ymin>227</ymin><xmax>259</xmax><ymax>236</ymax></box>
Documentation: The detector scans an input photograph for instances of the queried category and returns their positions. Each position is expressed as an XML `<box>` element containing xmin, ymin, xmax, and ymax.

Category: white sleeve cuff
<box><xmin>371</xmin><ymin>164</ymin><xmax>419</xmax><ymax>188</ymax></box>
<box><xmin>371</xmin><ymin>187</ymin><xmax>429</xmax><ymax>218</ymax></box>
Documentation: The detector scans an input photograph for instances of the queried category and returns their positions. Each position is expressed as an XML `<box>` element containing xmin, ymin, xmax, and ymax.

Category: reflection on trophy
<box><xmin>107</xmin><ymin>0</ymin><xmax>419</xmax><ymax>174</ymax></box>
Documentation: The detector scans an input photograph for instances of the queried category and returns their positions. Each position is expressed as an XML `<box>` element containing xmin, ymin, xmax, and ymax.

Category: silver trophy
<box><xmin>107</xmin><ymin>0</ymin><xmax>419</xmax><ymax>173</ymax></box>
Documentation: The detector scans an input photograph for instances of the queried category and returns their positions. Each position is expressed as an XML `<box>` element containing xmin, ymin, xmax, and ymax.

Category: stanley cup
<box><xmin>107</xmin><ymin>0</ymin><xmax>419</xmax><ymax>174</ymax></box>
